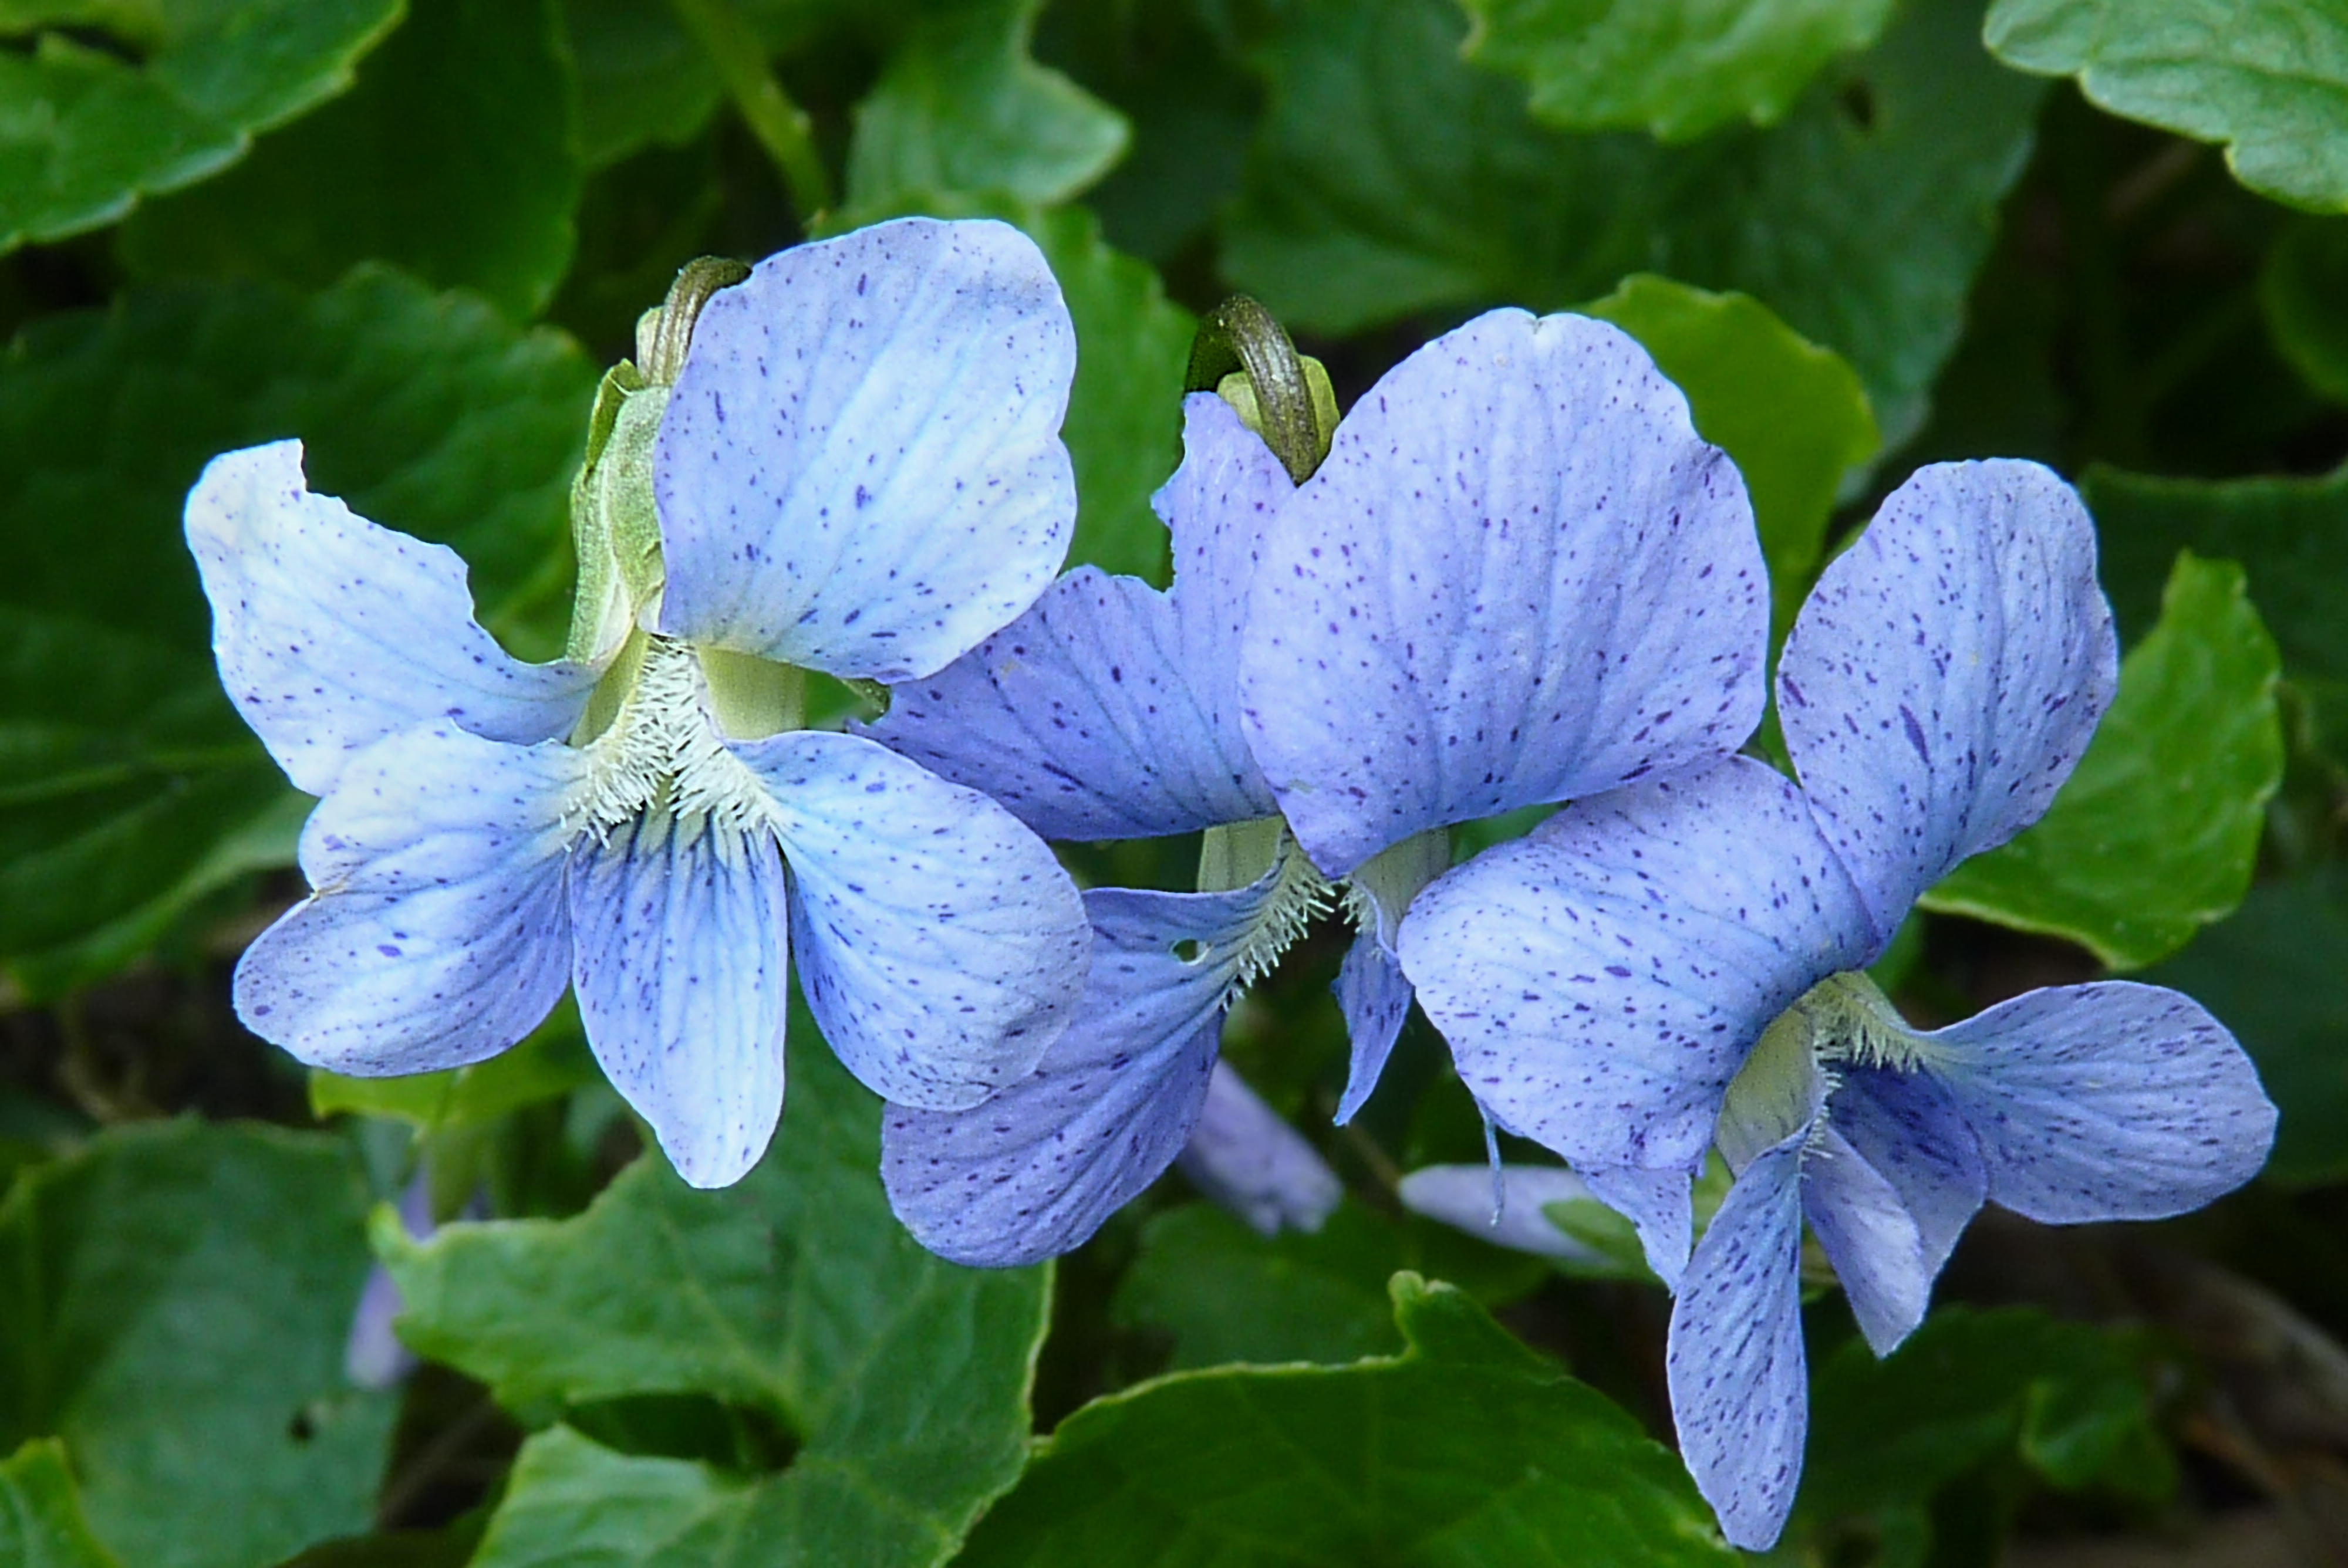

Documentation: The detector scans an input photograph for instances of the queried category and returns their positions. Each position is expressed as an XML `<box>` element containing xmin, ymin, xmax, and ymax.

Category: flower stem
<box><xmin>667</xmin><ymin>0</ymin><xmax>833</xmax><ymax>226</ymax></box>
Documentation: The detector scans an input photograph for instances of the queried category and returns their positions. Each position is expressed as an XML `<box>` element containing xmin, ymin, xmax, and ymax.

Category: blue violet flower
<box><xmin>184</xmin><ymin>218</ymin><xmax>1094</xmax><ymax>1188</ymax></box>
<box><xmin>1399</xmin><ymin>460</ymin><xmax>2279</xmax><ymax>1549</ymax></box>
<box><xmin>871</xmin><ymin>305</ymin><xmax>1769</xmax><ymax>1263</ymax></box>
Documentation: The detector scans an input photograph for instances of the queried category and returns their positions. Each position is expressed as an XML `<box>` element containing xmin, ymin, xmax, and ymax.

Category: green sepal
<box><xmin>564</xmin><ymin>363</ymin><xmax>667</xmax><ymax>665</ymax></box>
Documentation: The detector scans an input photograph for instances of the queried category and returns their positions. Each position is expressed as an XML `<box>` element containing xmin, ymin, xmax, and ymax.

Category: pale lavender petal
<box><xmin>1667</xmin><ymin>1131</ymin><xmax>1810</xmax><ymax>1553</ymax></box>
<box><xmin>1584</xmin><ymin>1162</ymin><xmax>1695</xmax><ymax>1292</ymax></box>
<box><xmin>866</xmin><ymin>395</ymin><xmax>1286</xmax><ymax>840</ymax></box>
<box><xmin>1239</xmin><ymin>307</ymin><xmax>1768</xmax><ymax>877</ymax></box>
<box><xmin>1331</xmin><ymin>827</ymin><xmax>1449</xmax><ymax>1123</ymax></box>
<box><xmin>1177</xmin><ymin>1059</ymin><xmax>1342</xmax><ymax>1236</ymax></box>
<box><xmin>569</xmin><ymin>812</ymin><xmax>791</xmax><ymax>1188</ymax></box>
<box><xmin>882</xmin><ymin>878</ymin><xmax>1276</xmax><ymax>1266</ymax></box>
<box><xmin>1778</xmin><ymin>460</ymin><xmax>2117</xmax><ymax>933</ymax></box>
<box><xmin>1331</xmin><ymin>929</ymin><xmax>1413</xmax><ymax>1127</ymax></box>
<box><xmin>235</xmin><ymin>723</ymin><xmax>582</xmax><ymax>1074</ymax></box>
<box><xmin>1919</xmin><ymin>981</ymin><xmax>2276</xmax><ymax>1224</ymax></box>
<box><xmin>1398</xmin><ymin>1163</ymin><xmax>1613</xmax><ymax>1266</ymax></box>
<box><xmin>655</xmin><ymin>217</ymin><xmax>1077</xmax><ymax>682</ymax></box>
<box><xmin>1400</xmin><ymin>756</ymin><xmax>1876</xmax><ymax>1174</ymax></box>
<box><xmin>738</xmin><ymin>730</ymin><xmax>1090</xmax><ymax>1110</ymax></box>
<box><xmin>186</xmin><ymin>442</ymin><xmax>598</xmax><ymax>796</ymax></box>
<box><xmin>1804</xmin><ymin>1126</ymin><xmax>1931</xmax><ymax>1359</ymax></box>
<box><xmin>1831</xmin><ymin>1066</ymin><xmax>1986</xmax><ymax>1303</ymax></box>
<box><xmin>345</xmin><ymin>1177</ymin><xmax>435</xmax><ymax>1391</ymax></box>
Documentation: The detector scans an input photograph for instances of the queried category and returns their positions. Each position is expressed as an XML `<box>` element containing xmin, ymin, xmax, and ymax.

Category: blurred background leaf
<box><xmin>115</xmin><ymin>0</ymin><xmax>585</xmax><ymax>321</ymax></box>
<box><xmin>0</xmin><ymin>0</ymin><xmax>402</xmax><ymax>251</ymax></box>
<box><xmin>0</xmin><ymin>1121</ymin><xmax>395</xmax><ymax>1568</ymax></box>
<box><xmin>1460</xmin><ymin>0</ymin><xmax>1897</xmax><ymax>141</ymax></box>
<box><xmin>385</xmin><ymin>1022</ymin><xmax>1051</xmax><ymax>1567</ymax></box>
<box><xmin>1985</xmin><ymin>0</ymin><xmax>2348</xmax><ymax>214</ymax></box>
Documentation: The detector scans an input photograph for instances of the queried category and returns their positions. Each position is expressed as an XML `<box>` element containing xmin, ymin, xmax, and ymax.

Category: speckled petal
<box><xmin>233</xmin><ymin>722</ymin><xmax>583</xmax><ymax>1074</ymax></box>
<box><xmin>881</xmin><ymin>878</ymin><xmax>1277</xmax><ymax>1266</ymax></box>
<box><xmin>1919</xmin><ymin>981</ymin><xmax>2276</xmax><ymax>1224</ymax></box>
<box><xmin>1400</xmin><ymin>756</ymin><xmax>1877</xmax><ymax>1174</ymax></box>
<box><xmin>865</xmin><ymin>394</ymin><xmax>1285</xmax><ymax>840</ymax></box>
<box><xmin>1177</xmin><ymin>1060</ymin><xmax>1342</xmax><ymax>1236</ymax></box>
<box><xmin>1398</xmin><ymin>1163</ymin><xmax>1614</xmax><ymax>1266</ymax></box>
<box><xmin>568</xmin><ymin>812</ymin><xmax>791</xmax><ymax>1189</ymax></box>
<box><xmin>1331</xmin><ymin>928</ymin><xmax>1413</xmax><ymax>1126</ymax></box>
<box><xmin>654</xmin><ymin>217</ymin><xmax>1077</xmax><ymax>682</ymax></box>
<box><xmin>736</xmin><ymin>729</ymin><xmax>1090</xmax><ymax>1110</ymax></box>
<box><xmin>1238</xmin><ymin>307</ymin><xmax>1768</xmax><ymax>878</ymax></box>
<box><xmin>1666</xmin><ymin>1131</ymin><xmax>1810</xmax><ymax>1553</ymax></box>
<box><xmin>186</xmin><ymin>442</ymin><xmax>598</xmax><ymax>796</ymax></box>
<box><xmin>1825</xmin><ymin>1066</ymin><xmax>1986</xmax><ymax>1350</ymax></box>
<box><xmin>1583</xmin><ymin>1163</ymin><xmax>1696</xmax><ymax>1291</ymax></box>
<box><xmin>1777</xmin><ymin>460</ymin><xmax>2117</xmax><ymax>935</ymax></box>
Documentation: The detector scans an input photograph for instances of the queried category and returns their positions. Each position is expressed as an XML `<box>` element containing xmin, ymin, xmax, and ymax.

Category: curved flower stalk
<box><xmin>186</xmin><ymin>219</ymin><xmax>1093</xmax><ymax>1189</ymax></box>
<box><xmin>870</xmin><ymin>305</ymin><xmax>1769</xmax><ymax>1265</ymax></box>
<box><xmin>1400</xmin><ymin>461</ymin><xmax>2278</xmax><ymax>1549</ymax></box>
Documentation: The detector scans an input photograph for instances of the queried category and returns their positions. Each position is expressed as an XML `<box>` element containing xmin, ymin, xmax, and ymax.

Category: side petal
<box><xmin>1399</xmin><ymin>756</ymin><xmax>1877</xmax><ymax>1174</ymax></box>
<box><xmin>1176</xmin><ymin>1060</ymin><xmax>1342</xmax><ymax>1236</ymax></box>
<box><xmin>1919</xmin><ymin>981</ymin><xmax>2277</xmax><ymax>1224</ymax></box>
<box><xmin>1667</xmin><ymin>1132</ymin><xmax>1811</xmax><ymax>1553</ymax></box>
<box><xmin>1803</xmin><ymin>1126</ymin><xmax>1931</xmax><ymax>1360</ymax></box>
<box><xmin>1398</xmin><ymin>1163</ymin><xmax>1615</xmax><ymax>1266</ymax></box>
<box><xmin>568</xmin><ymin>813</ymin><xmax>791</xmax><ymax>1189</ymax></box>
<box><xmin>881</xmin><ymin>879</ymin><xmax>1276</xmax><ymax>1266</ymax></box>
<box><xmin>1777</xmin><ymin>460</ymin><xmax>2117</xmax><ymax>933</ymax></box>
<box><xmin>736</xmin><ymin>730</ymin><xmax>1090</xmax><ymax>1110</ymax></box>
<box><xmin>1239</xmin><ymin>308</ymin><xmax>1768</xmax><ymax>877</ymax></box>
<box><xmin>233</xmin><ymin>722</ymin><xmax>582</xmax><ymax>1073</ymax></box>
<box><xmin>1831</xmin><ymin>1067</ymin><xmax>1987</xmax><ymax>1305</ymax></box>
<box><xmin>187</xmin><ymin>442</ymin><xmax>598</xmax><ymax>796</ymax></box>
<box><xmin>1331</xmin><ymin>927</ymin><xmax>1413</xmax><ymax>1126</ymax></box>
<box><xmin>654</xmin><ymin>217</ymin><xmax>1078</xmax><ymax>682</ymax></box>
<box><xmin>1583</xmin><ymin>1163</ymin><xmax>1695</xmax><ymax>1292</ymax></box>
<box><xmin>868</xmin><ymin>394</ymin><xmax>1285</xmax><ymax>843</ymax></box>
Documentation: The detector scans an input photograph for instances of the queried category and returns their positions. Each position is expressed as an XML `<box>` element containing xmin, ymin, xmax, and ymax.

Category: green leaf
<box><xmin>843</xmin><ymin>0</ymin><xmax>1129</xmax><ymax>221</ymax></box>
<box><xmin>0</xmin><ymin>1121</ymin><xmax>397</xmax><ymax>1568</ymax></box>
<box><xmin>1460</xmin><ymin>0</ymin><xmax>1896</xmax><ymax>142</ymax></box>
<box><xmin>818</xmin><ymin>198</ymin><xmax>1194</xmax><ymax>584</ymax></box>
<box><xmin>2086</xmin><ymin>461</ymin><xmax>2348</xmax><ymax>752</ymax></box>
<box><xmin>384</xmin><ymin>1028</ymin><xmax>1051</xmax><ymax>1568</ymax></box>
<box><xmin>1221</xmin><ymin>0</ymin><xmax>2042</xmax><ymax>445</ymax></box>
<box><xmin>2144</xmin><ymin>868</ymin><xmax>2348</xmax><ymax>1188</ymax></box>
<box><xmin>565</xmin><ymin>0</ymin><xmax>723</xmax><ymax>169</ymax></box>
<box><xmin>0</xmin><ymin>1440</ymin><xmax>120</xmax><ymax>1568</ymax></box>
<box><xmin>1581</xmin><ymin>273</ymin><xmax>1879</xmax><ymax>627</ymax></box>
<box><xmin>117</xmin><ymin>0</ymin><xmax>585</xmax><ymax>321</ymax></box>
<box><xmin>0</xmin><ymin>266</ymin><xmax>595</xmax><ymax>996</ymax></box>
<box><xmin>1803</xmin><ymin>1306</ymin><xmax>2173</xmax><ymax>1526</ymax></box>
<box><xmin>1111</xmin><ymin>1202</ymin><xmax>1406</xmax><ymax>1370</ymax></box>
<box><xmin>960</xmin><ymin>1273</ymin><xmax>1736</xmax><ymax>1566</ymax></box>
<box><xmin>309</xmin><ymin>1001</ymin><xmax>602</xmax><ymax>1131</ymax></box>
<box><xmin>1921</xmin><ymin>552</ymin><xmax>2283</xmax><ymax>969</ymax></box>
<box><xmin>1983</xmin><ymin>0</ymin><xmax>2348</xmax><ymax>214</ymax></box>
<box><xmin>0</xmin><ymin>0</ymin><xmax>402</xmax><ymax>250</ymax></box>
<box><xmin>2262</xmin><ymin>217</ymin><xmax>2348</xmax><ymax>406</ymax></box>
